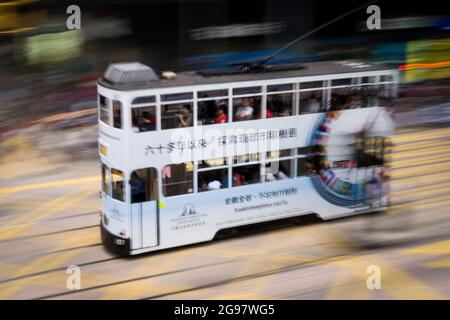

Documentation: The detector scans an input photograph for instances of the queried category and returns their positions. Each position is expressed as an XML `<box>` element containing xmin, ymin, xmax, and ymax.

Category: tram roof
<box><xmin>98</xmin><ymin>60</ymin><xmax>393</xmax><ymax>92</ymax></box>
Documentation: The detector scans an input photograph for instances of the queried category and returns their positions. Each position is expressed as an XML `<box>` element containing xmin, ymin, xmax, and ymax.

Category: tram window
<box><xmin>233</xmin><ymin>86</ymin><xmax>261</xmax><ymax>95</ymax></box>
<box><xmin>162</xmin><ymin>163</ymin><xmax>193</xmax><ymax>197</ymax></box>
<box><xmin>197</xmin><ymin>99</ymin><xmax>228</xmax><ymax>125</ymax></box>
<box><xmin>267</xmin><ymin>149</ymin><xmax>292</xmax><ymax>159</ymax></box>
<box><xmin>264</xmin><ymin>160</ymin><xmax>292</xmax><ymax>182</ymax></box>
<box><xmin>331</xmin><ymin>78</ymin><xmax>352</xmax><ymax>87</ymax></box>
<box><xmin>132</xmin><ymin>96</ymin><xmax>156</xmax><ymax>104</ymax></box>
<box><xmin>232</xmin><ymin>164</ymin><xmax>260</xmax><ymax>187</ymax></box>
<box><xmin>267</xmin><ymin>83</ymin><xmax>293</xmax><ymax>92</ymax></box>
<box><xmin>233</xmin><ymin>96</ymin><xmax>261</xmax><ymax>121</ymax></box>
<box><xmin>197</xmin><ymin>89</ymin><xmax>228</xmax><ymax>98</ymax></box>
<box><xmin>198</xmin><ymin>157</ymin><xmax>228</xmax><ymax>169</ymax></box>
<box><xmin>112</xmin><ymin>100</ymin><xmax>122</xmax><ymax>129</ymax></box>
<box><xmin>297</xmin><ymin>156</ymin><xmax>321</xmax><ymax>176</ymax></box>
<box><xmin>99</xmin><ymin>95</ymin><xmax>110</xmax><ymax>125</ymax></box>
<box><xmin>330</xmin><ymin>87</ymin><xmax>367</xmax><ymax>111</ymax></box>
<box><xmin>198</xmin><ymin>168</ymin><xmax>228</xmax><ymax>192</ymax></box>
<box><xmin>380</xmin><ymin>75</ymin><xmax>393</xmax><ymax>82</ymax></box>
<box><xmin>267</xmin><ymin>93</ymin><xmax>293</xmax><ymax>118</ymax></box>
<box><xmin>132</xmin><ymin>106</ymin><xmax>156</xmax><ymax>132</ymax></box>
<box><xmin>299</xmin><ymin>91</ymin><xmax>323</xmax><ymax>114</ymax></box>
<box><xmin>161</xmin><ymin>92</ymin><xmax>193</xmax><ymax>102</ymax></box>
<box><xmin>131</xmin><ymin>168</ymin><xmax>158</xmax><ymax>203</ymax></box>
<box><xmin>361</xmin><ymin>76</ymin><xmax>376</xmax><ymax>84</ymax></box>
<box><xmin>111</xmin><ymin>169</ymin><xmax>124</xmax><ymax>201</ymax></box>
<box><xmin>300</xmin><ymin>81</ymin><xmax>323</xmax><ymax>90</ymax></box>
<box><xmin>101</xmin><ymin>164</ymin><xmax>111</xmax><ymax>196</ymax></box>
<box><xmin>161</xmin><ymin>103</ymin><xmax>193</xmax><ymax>129</ymax></box>
<box><xmin>233</xmin><ymin>153</ymin><xmax>260</xmax><ymax>164</ymax></box>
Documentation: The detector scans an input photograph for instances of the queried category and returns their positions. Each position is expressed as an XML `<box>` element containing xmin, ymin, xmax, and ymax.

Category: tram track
<box><xmin>32</xmin><ymin>245</ymin><xmax>347</xmax><ymax>300</ymax></box>
<box><xmin>138</xmin><ymin>254</ymin><xmax>347</xmax><ymax>300</ymax></box>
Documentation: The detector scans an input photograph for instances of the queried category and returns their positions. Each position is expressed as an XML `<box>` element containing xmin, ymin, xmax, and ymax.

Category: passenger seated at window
<box><xmin>130</xmin><ymin>172</ymin><xmax>146</xmax><ymax>202</ymax></box>
<box><xmin>306</xmin><ymin>94</ymin><xmax>321</xmax><ymax>113</ymax></box>
<box><xmin>215</xmin><ymin>105</ymin><xmax>228</xmax><ymax>124</ymax></box>
<box><xmin>265</xmin><ymin>163</ymin><xmax>289</xmax><ymax>181</ymax></box>
<box><xmin>279</xmin><ymin>104</ymin><xmax>291</xmax><ymax>117</ymax></box>
<box><xmin>235</xmin><ymin>98</ymin><xmax>254</xmax><ymax>121</ymax></box>
<box><xmin>305</xmin><ymin>158</ymin><xmax>318</xmax><ymax>175</ymax></box>
<box><xmin>176</xmin><ymin>104</ymin><xmax>193</xmax><ymax>127</ymax></box>
<box><xmin>137</xmin><ymin>111</ymin><xmax>156</xmax><ymax>132</ymax></box>
<box><xmin>277</xmin><ymin>167</ymin><xmax>289</xmax><ymax>179</ymax></box>
<box><xmin>232</xmin><ymin>164</ymin><xmax>259</xmax><ymax>186</ymax></box>
<box><xmin>328</xmin><ymin>93</ymin><xmax>341</xmax><ymax>112</ymax></box>
<box><xmin>264</xmin><ymin>163</ymin><xmax>277</xmax><ymax>182</ymax></box>
<box><xmin>207</xmin><ymin>180</ymin><xmax>221</xmax><ymax>190</ymax></box>
<box><xmin>113</xmin><ymin>108</ymin><xmax>122</xmax><ymax>128</ymax></box>
<box><xmin>267</xmin><ymin>95</ymin><xmax>282</xmax><ymax>117</ymax></box>
<box><xmin>232</xmin><ymin>171</ymin><xmax>245</xmax><ymax>186</ymax></box>
<box><xmin>349</xmin><ymin>95</ymin><xmax>362</xmax><ymax>109</ymax></box>
<box><xmin>198</xmin><ymin>170</ymin><xmax>227</xmax><ymax>192</ymax></box>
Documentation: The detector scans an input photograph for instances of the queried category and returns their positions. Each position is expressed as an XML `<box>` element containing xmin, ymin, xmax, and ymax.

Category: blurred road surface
<box><xmin>1</xmin><ymin>126</ymin><xmax>450</xmax><ymax>299</ymax></box>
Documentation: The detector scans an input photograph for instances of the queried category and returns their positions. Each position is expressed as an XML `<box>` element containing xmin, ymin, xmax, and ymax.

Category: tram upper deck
<box><xmin>98</xmin><ymin>60</ymin><xmax>394</xmax><ymax>92</ymax></box>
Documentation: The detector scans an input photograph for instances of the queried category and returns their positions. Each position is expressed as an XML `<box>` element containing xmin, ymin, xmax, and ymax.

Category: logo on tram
<box><xmin>181</xmin><ymin>203</ymin><xmax>198</xmax><ymax>216</ymax></box>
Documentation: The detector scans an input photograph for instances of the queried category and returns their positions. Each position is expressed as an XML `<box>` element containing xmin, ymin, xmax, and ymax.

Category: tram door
<box><xmin>130</xmin><ymin>168</ymin><xmax>159</xmax><ymax>249</ymax></box>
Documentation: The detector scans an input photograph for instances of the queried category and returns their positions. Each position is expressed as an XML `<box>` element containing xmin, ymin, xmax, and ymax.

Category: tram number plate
<box><xmin>114</xmin><ymin>238</ymin><xmax>125</xmax><ymax>246</ymax></box>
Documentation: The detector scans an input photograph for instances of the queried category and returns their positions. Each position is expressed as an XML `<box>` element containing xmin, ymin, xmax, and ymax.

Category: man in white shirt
<box><xmin>235</xmin><ymin>97</ymin><xmax>254</xmax><ymax>121</ymax></box>
<box><xmin>207</xmin><ymin>180</ymin><xmax>222</xmax><ymax>190</ymax></box>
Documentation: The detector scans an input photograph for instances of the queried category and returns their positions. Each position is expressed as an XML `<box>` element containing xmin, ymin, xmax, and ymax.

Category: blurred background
<box><xmin>0</xmin><ymin>0</ymin><xmax>449</xmax><ymax>158</ymax></box>
<box><xmin>1</xmin><ymin>0</ymin><xmax>450</xmax><ymax>300</ymax></box>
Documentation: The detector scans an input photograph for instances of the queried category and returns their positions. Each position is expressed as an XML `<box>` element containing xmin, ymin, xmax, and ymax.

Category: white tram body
<box><xmin>97</xmin><ymin>60</ymin><xmax>397</xmax><ymax>255</ymax></box>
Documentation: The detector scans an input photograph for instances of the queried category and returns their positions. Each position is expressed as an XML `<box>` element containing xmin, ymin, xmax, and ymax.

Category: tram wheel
<box><xmin>214</xmin><ymin>227</ymin><xmax>240</xmax><ymax>240</ymax></box>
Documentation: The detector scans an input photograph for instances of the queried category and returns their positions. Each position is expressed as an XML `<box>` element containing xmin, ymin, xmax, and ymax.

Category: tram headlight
<box><xmin>99</xmin><ymin>144</ymin><xmax>107</xmax><ymax>157</ymax></box>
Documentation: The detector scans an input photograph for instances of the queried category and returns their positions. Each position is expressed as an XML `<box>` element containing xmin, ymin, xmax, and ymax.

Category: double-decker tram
<box><xmin>97</xmin><ymin>60</ymin><xmax>397</xmax><ymax>255</ymax></box>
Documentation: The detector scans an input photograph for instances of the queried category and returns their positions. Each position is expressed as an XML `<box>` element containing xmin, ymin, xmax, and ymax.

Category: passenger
<box><xmin>306</xmin><ymin>94</ymin><xmax>321</xmax><ymax>113</ymax></box>
<box><xmin>232</xmin><ymin>171</ymin><xmax>244</xmax><ymax>186</ymax></box>
<box><xmin>267</xmin><ymin>95</ymin><xmax>282</xmax><ymax>117</ymax></box>
<box><xmin>221</xmin><ymin>175</ymin><xmax>229</xmax><ymax>188</ymax></box>
<box><xmin>130</xmin><ymin>172</ymin><xmax>146</xmax><ymax>203</ymax></box>
<box><xmin>279</xmin><ymin>104</ymin><xmax>291</xmax><ymax>117</ymax></box>
<box><xmin>198</xmin><ymin>176</ymin><xmax>208</xmax><ymax>192</ymax></box>
<box><xmin>328</xmin><ymin>93</ymin><xmax>340</xmax><ymax>112</ymax></box>
<box><xmin>215</xmin><ymin>105</ymin><xmax>228</xmax><ymax>124</ymax></box>
<box><xmin>176</xmin><ymin>104</ymin><xmax>193</xmax><ymax>127</ymax></box>
<box><xmin>305</xmin><ymin>158</ymin><xmax>317</xmax><ymax>175</ymax></box>
<box><xmin>276</xmin><ymin>168</ymin><xmax>289</xmax><ymax>180</ymax></box>
<box><xmin>235</xmin><ymin>98</ymin><xmax>254</xmax><ymax>121</ymax></box>
<box><xmin>264</xmin><ymin>163</ymin><xmax>277</xmax><ymax>181</ymax></box>
<box><xmin>113</xmin><ymin>108</ymin><xmax>122</xmax><ymax>128</ymax></box>
<box><xmin>349</xmin><ymin>95</ymin><xmax>361</xmax><ymax>109</ymax></box>
<box><xmin>207</xmin><ymin>180</ymin><xmax>222</xmax><ymax>190</ymax></box>
<box><xmin>138</xmin><ymin>111</ymin><xmax>156</xmax><ymax>132</ymax></box>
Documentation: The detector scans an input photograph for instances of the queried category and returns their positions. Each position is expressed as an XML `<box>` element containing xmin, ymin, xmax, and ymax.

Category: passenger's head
<box><xmin>182</xmin><ymin>104</ymin><xmax>192</xmax><ymax>114</ymax></box>
<box><xmin>242</xmin><ymin>98</ymin><xmax>250</xmax><ymax>107</ymax></box>
<box><xmin>216</xmin><ymin>105</ymin><xmax>226</xmax><ymax>115</ymax></box>
<box><xmin>309</xmin><ymin>94</ymin><xmax>318</xmax><ymax>102</ymax></box>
